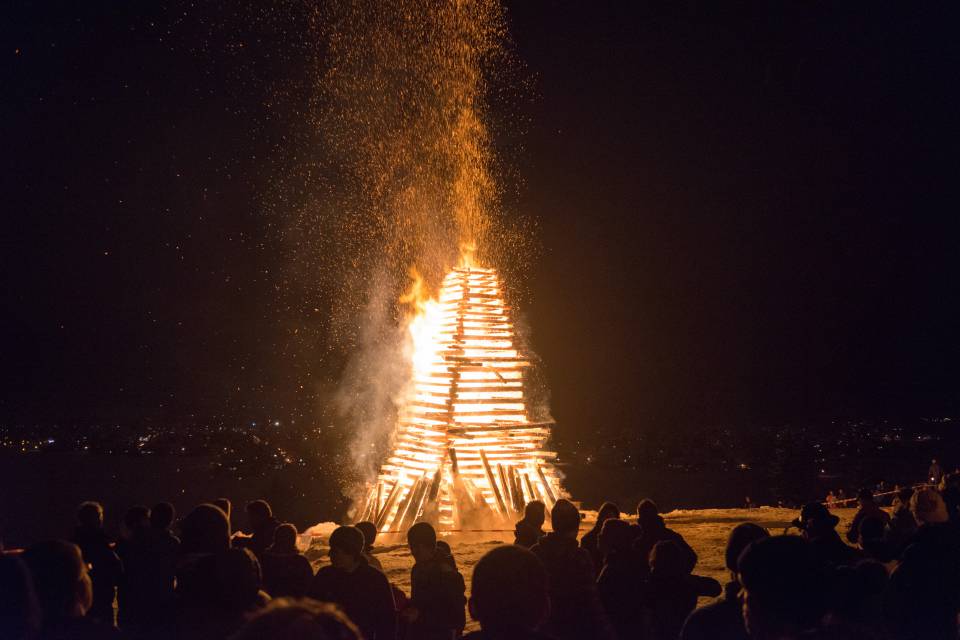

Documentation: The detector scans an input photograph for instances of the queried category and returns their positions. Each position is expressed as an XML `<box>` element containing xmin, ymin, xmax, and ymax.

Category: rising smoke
<box><xmin>270</xmin><ymin>0</ymin><xmax>542</xmax><ymax>507</ymax></box>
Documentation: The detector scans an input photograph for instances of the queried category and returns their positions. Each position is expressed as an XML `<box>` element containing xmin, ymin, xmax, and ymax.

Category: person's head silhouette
<box><xmin>469</xmin><ymin>545</ymin><xmax>549</xmax><ymax>634</ymax></box>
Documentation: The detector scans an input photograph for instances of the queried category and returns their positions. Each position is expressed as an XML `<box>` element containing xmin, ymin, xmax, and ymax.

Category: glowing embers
<box><xmin>358</xmin><ymin>265</ymin><xmax>562</xmax><ymax>531</ymax></box>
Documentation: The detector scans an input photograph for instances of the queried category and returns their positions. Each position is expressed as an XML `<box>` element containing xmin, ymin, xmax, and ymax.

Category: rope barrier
<box><xmin>822</xmin><ymin>482</ymin><xmax>934</xmax><ymax>507</ymax></box>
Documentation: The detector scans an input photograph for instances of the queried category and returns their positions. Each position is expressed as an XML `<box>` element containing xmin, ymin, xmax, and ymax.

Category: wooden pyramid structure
<box><xmin>357</xmin><ymin>265</ymin><xmax>562</xmax><ymax>531</ymax></box>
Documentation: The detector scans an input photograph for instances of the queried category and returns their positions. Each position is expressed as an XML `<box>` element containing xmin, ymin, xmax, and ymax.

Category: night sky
<box><xmin>4</xmin><ymin>2</ymin><xmax>959</xmax><ymax>444</ymax></box>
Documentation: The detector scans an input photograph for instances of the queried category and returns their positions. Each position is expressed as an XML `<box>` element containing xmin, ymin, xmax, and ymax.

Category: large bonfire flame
<box><xmin>357</xmin><ymin>254</ymin><xmax>563</xmax><ymax>532</ymax></box>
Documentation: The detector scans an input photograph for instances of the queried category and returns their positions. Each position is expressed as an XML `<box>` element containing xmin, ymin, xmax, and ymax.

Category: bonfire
<box><xmin>357</xmin><ymin>257</ymin><xmax>563</xmax><ymax>532</ymax></box>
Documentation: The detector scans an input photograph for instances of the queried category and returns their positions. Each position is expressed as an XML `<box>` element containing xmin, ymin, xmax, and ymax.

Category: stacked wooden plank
<box><xmin>361</xmin><ymin>265</ymin><xmax>563</xmax><ymax>531</ymax></box>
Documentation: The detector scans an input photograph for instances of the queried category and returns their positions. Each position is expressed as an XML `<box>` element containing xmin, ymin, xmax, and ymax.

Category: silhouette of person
<box><xmin>116</xmin><ymin>501</ymin><xmax>179</xmax><ymax>632</ymax></box>
<box><xmin>261</xmin><ymin>523</ymin><xmax>314</xmax><ymax>598</ymax></box>
<box><xmin>929</xmin><ymin>459</ymin><xmax>943</xmax><ymax>484</ymax></box>
<box><xmin>846</xmin><ymin>489</ymin><xmax>890</xmax><ymax>545</ymax></box>
<box><xmin>435</xmin><ymin>539</ymin><xmax>459</xmax><ymax>569</ymax></box>
<box><xmin>885</xmin><ymin>488</ymin><xmax>960</xmax><ymax>640</ymax></box>
<box><xmin>242</xmin><ymin>500</ymin><xmax>280</xmax><ymax>560</ymax></box>
<box><xmin>737</xmin><ymin>535</ymin><xmax>823</xmax><ymax>640</ymax></box>
<box><xmin>941</xmin><ymin>473</ymin><xmax>960</xmax><ymax>523</ymax></box>
<box><xmin>231</xmin><ymin>597</ymin><xmax>362</xmax><ymax>640</ymax></box>
<box><xmin>579</xmin><ymin>502</ymin><xmax>620</xmax><ymax>574</ymax></box>
<box><xmin>680</xmin><ymin>522</ymin><xmax>769</xmax><ymax>640</ymax></box>
<box><xmin>115</xmin><ymin>505</ymin><xmax>150</xmax><ymax>629</ymax></box>
<box><xmin>639</xmin><ymin>540</ymin><xmax>721</xmax><ymax>640</ymax></box>
<box><xmin>175</xmin><ymin>502</ymin><xmax>231</xmax><ymax>625</ymax></box>
<box><xmin>404</xmin><ymin>521</ymin><xmax>466</xmax><ymax>640</ymax></box>
<box><xmin>792</xmin><ymin>502</ymin><xmax>861</xmax><ymax>568</ymax></box>
<box><xmin>530</xmin><ymin>499</ymin><xmax>613</xmax><ymax>640</ymax></box>
<box><xmin>0</xmin><ymin>554</ymin><xmax>41</xmax><ymax>640</ymax></box>
<box><xmin>823</xmin><ymin>560</ymin><xmax>889</xmax><ymax>638</ymax></box>
<box><xmin>632</xmin><ymin>499</ymin><xmax>697</xmax><ymax>575</ymax></box>
<box><xmin>22</xmin><ymin>540</ymin><xmax>120</xmax><ymax>639</ymax></box>
<box><xmin>856</xmin><ymin>514</ymin><xmax>896</xmax><ymax>562</ymax></box>
<box><xmin>887</xmin><ymin>487</ymin><xmax>918</xmax><ymax>557</ymax></box>
<box><xmin>71</xmin><ymin>502</ymin><xmax>122</xmax><ymax>626</ymax></box>
<box><xmin>514</xmin><ymin>501</ymin><xmax>546</xmax><ymax>548</ymax></box>
<box><xmin>463</xmin><ymin>545</ymin><xmax>551</xmax><ymax>640</ymax></box>
<box><xmin>596</xmin><ymin>518</ymin><xmax>643</xmax><ymax>640</ymax></box>
<box><xmin>309</xmin><ymin>525</ymin><xmax>396</xmax><ymax>640</ymax></box>
<box><xmin>212</xmin><ymin>498</ymin><xmax>232</xmax><ymax>524</ymax></box>
<box><xmin>355</xmin><ymin>521</ymin><xmax>384</xmax><ymax>572</ymax></box>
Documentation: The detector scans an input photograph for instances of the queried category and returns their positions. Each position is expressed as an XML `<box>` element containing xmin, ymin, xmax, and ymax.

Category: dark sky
<box><xmin>3</xmin><ymin>2</ymin><xmax>959</xmax><ymax>438</ymax></box>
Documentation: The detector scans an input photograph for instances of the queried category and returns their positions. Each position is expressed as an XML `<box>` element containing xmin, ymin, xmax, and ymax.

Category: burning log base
<box><xmin>358</xmin><ymin>265</ymin><xmax>563</xmax><ymax>532</ymax></box>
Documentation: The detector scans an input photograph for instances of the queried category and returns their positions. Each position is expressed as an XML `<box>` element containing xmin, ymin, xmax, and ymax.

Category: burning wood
<box><xmin>365</xmin><ymin>263</ymin><xmax>562</xmax><ymax>531</ymax></box>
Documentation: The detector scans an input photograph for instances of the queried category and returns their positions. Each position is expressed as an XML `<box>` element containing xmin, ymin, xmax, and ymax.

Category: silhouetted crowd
<box><xmin>4</xmin><ymin>474</ymin><xmax>960</xmax><ymax>640</ymax></box>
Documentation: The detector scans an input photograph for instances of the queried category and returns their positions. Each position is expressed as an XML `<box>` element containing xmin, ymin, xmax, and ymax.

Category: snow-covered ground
<box><xmin>304</xmin><ymin>506</ymin><xmax>858</xmax><ymax>632</ymax></box>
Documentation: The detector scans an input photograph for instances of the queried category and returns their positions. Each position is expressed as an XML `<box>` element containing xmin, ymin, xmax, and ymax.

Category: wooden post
<box><xmin>536</xmin><ymin>464</ymin><xmax>557</xmax><ymax>505</ymax></box>
<box><xmin>509</xmin><ymin>467</ymin><xmax>526</xmax><ymax>512</ymax></box>
<box><xmin>375</xmin><ymin>481</ymin><xmax>403</xmax><ymax>530</ymax></box>
<box><xmin>497</xmin><ymin>464</ymin><xmax>514</xmax><ymax>514</ymax></box>
<box><xmin>398</xmin><ymin>475</ymin><xmax>429</xmax><ymax>532</ymax></box>
<box><xmin>522</xmin><ymin>472</ymin><xmax>537</xmax><ymax>507</ymax></box>
<box><xmin>389</xmin><ymin>476</ymin><xmax>421</xmax><ymax>531</ymax></box>
<box><xmin>480</xmin><ymin>450</ymin><xmax>507</xmax><ymax>514</ymax></box>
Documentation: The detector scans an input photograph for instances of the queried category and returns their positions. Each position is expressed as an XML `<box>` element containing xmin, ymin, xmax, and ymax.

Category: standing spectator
<box><xmin>404</xmin><ymin>522</ymin><xmax>466</xmax><ymax>640</ymax></box>
<box><xmin>212</xmin><ymin>498</ymin><xmax>232</xmax><ymax>523</ymax></box>
<box><xmin>596</xmin><ymin>518</ymin><xmax>642</xmax><ymax>640</ymax></box>
<box><xmin>0</xmin><ymin>555</ymin><xmax>41</xmax><ymax>640</ymax></box>
<box><xmin>792</xmin><ymin>502</ymin><xmax>861</xmax><ymax>568</ymax></box>
<box><xmin>261</xmin><ymin>523</ymin><xmax>313</xmax><ymax>598</ymax></box>
<box><xmin>681</xmin><ymin>522</ymin><xmax>769</xmax><ymax>640</ymax></box>
<box><xmin>737</xmin><ymin>536</ymin><xmax>823</xmax><ymax>640</ymax></box>
<box><xmin>909</xmin><ymin>487</ymin><xmax>950</xmax><ymax>528</ymax></box>
<box><xmin>143</xmin><ymin>502</ymin><xmax>180</xmax><ymax>615</ymax></box>
<box><xmin>514</xmin><ymin>501</ymin><xmax>546</xmax><ymax>548</ymax></box>
<box><xmin>355</xmin><ymin>521</ymin><xmax>384</xmax><ymax>572</ymax></box>
<box><xmin>115</xmin><ymin>501</ymin><xmax>180</xmax><ymax>632</ymax></box>
<box><xmin>231</xmin><ymin>598</ymin><xmax>362</xmax><ymax>640</ymax></box>
<box><xmin>633</xmin><ymin>499</ymin><xmax>698</xmax><ymax>574</ymax></box>
<box><xmin>941</xmin><ymin>473</ymin><xmax>960</xmax><ymax>523</ymax></box>
<box><xmin>823</xmin><ymin>561</ymin><xmax>889</xmax><ymax>638</ymax></box>
<box><xmin>929</xmin><ymin>459</ymin><xmax>944</xmax><ymax>485</ymax></box>
<box><xmin>309</xmin><ymin>525</ymin><xmax>395</xmax><ymax>640</ymax></box>
<box><xmin>23</xmin><ymin>540</ymin><xmax>120</xmax><ymax>639</ymax></box>
<box><xmin>464</xmin><ymin>545</ymin><xmax>550</xmax><ymax>640</ymax></box>
<box><xmin>825</xmin><ymin>491</ymin><xmax>837</xmax><ymax>507</ymax></box>
<box><xmin>243</xmin><ymin>500</ymin><xmax>280</xmax><ymax>559</ymax></box>
<box><xmin>579</xmin><ymin>502</ymin><xmax>620</xmax><ymax>574</ymax></box>
<box><xmin>71</xmin><ymin>501</ymin><xmax>122</xmax><ymax>626</ymax></box>
<box><xmin>886</xmin><ymin>487</ymin><xmax>918</xmax><ymax>558</ymax></box>
<box><xmin>639</xmin><ymin>541</ymin><xmax>721</xmax><ymax>640</ymax></box>
<box><xmin>176</xmin><ymin>502</ymin><xmax>231</xmax><ymax>618</ymax></box>
<box><xmin>846</xmin><ymin>489</ymin><xmax>891</xmax><ymax>545</ymax></box>
<box><xmin>115</xmin><ymin>505</ymin><xmax>151</xmax><ymax>629</ymax></box>
<box><xmin>885</xmin><ymin>488</ymin><xmax>960</xmax><ymax>640</ymax></box>
<box><xmin>531</xmin><ymin>499</ymin><xmax>613</xmax><ymax>640</ymax></box>
<box><xmin>178</xmin><ymin>546</ymin><xmax>269</xmax><ymax>640</ymax></box>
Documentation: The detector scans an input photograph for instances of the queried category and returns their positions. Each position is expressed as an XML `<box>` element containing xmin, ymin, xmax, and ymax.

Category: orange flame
<box><xmin>360</xmin><ymin>257</ymin><xmax>562</xmax><ymax>531</ymax></box>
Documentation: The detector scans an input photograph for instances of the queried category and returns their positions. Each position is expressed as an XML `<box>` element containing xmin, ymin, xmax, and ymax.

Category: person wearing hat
<box><xmin>793</xmin><ymin>502</ymin><xmax>861</xmax><ymax>568</ymax></box>
<box><xmin>308</xmin><ymin>525</ymin><xmax>396</xmax><ymax>640</ymax></box>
